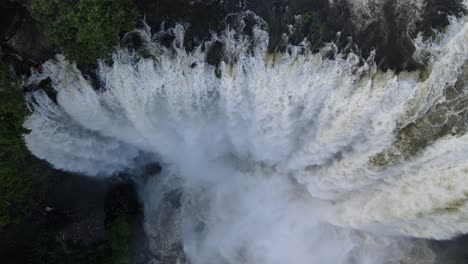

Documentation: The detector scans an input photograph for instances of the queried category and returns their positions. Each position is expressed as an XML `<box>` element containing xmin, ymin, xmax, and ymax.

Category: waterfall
<box><xmin>23</xmin><ymin>2</ymin><xmax>468</xmax><ymax>263</ymax></box>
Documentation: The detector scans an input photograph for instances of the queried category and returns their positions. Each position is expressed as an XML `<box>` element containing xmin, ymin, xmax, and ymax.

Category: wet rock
<box><xmin>367</xmin><ymin>1</ymin><xmax>421</xmax><ymax>72</ymax></box>
<box><xmin>24</xmin><ymin>77</ymin><xmax>57</xmax><ymax>104</ymax></box>
<box><xmin>105</xmin><ymin>182</ymin><xmax>141</xmax><ymax>221</ymax></box>
<box><xmin>143</xmin><ymin>162</ymin><xmax>162</xmax><ymax>175</ymax></box>
<box><xmin>42</xmin><ymin>173</ymin><xmax>110</xmax><ymax>246</ymax></box>
<box><xmin>5</xmin><ymin>15</ymin><xmax>50</xmax><ymax>63</ymax></box>
<box><xmin>431</xmin><ymin>235</ymin><xmax>468</xmax><ymax>264</ymax></box>
<box><xmin>133</xmin><ymin>0</ymin><xmax>226</xmax><ymax>43</ymax></box>
<box><xmin>76</xmin><ymin>63</ymin><xmax>104</xmax><ymax>91</ymax></box>
<box><xmin>0</xmin><ymin>1</ymin><xmax>23</xmax><ymax>43</ymax></box>
<box><xmin>206</xmin><ymin>40</ymin><xmax>224</xmax><ymax>66</ymax></box>
<box><xmin>420</xmin><ymin>0</ymin><xmax>467</xmax><ymax>36</ymax></box>
<box><xmin>0</xmin><ymin>1</ymin><xmax>53</xmax><ymax>75</ymax></box>
<box><xmin>370</xmin><ymin>61</ymin><xmax>468</xmax><ymax>168</ymax></box>
<box><xmin>454</xmin><ymin>60</ymin><xmax>468</xmax><ymax>92</ymax></box>
<box><xmin>0</xmin><ymin>158</ymin><xmax>113</xmax><ymax>263</ymax></box>
<box><xmin>122</xmin><ymin>31</ymin><xmax>144</xmax><ymax>52</ymax></box>
<box><xmin>1</xmin><ymin>0</ymin><xmax>466</xmax><ymax>74</ymax></box>
<box><xmin>1</xmin><ymin>2</ymin><xmax>52</xmax><ymax>62</ymax></box>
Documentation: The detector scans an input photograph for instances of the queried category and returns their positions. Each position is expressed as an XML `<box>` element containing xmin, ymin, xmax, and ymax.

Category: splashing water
<box><xmin>23</xmin><ymin>5</ymin><xmax>468</xmax><ymax>264</ymax></box>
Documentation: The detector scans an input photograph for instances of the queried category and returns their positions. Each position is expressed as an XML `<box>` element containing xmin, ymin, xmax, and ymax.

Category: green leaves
<box><xmin>108</xmin><ymin>215</ymin><xmax>132</xmax><ymax>264</ymax></box>
<box><xmin>301</xmin><ymin>11</ymin><xmax>329</xmax><ymax>51</ymax></box>
<box><xmin>0</xmin><ymin>59</ymin><xmax>32</xmax><ymax>227</ymax></box>
<box><xmin>28</xmin><ymin>0</ymin><xmax>140</xmax><ymax>65</ymax></box>
<box><xmin>302</xmin><ymin>12</ymin><xmax>314</xmax><ymax>25</ymax></box>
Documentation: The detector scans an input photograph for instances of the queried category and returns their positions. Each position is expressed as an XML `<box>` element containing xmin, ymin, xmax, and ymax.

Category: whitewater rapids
<box><xmin>23</xmin><ymin>5</ymin><xmax>468</xmax><ymax>264</ymax></box>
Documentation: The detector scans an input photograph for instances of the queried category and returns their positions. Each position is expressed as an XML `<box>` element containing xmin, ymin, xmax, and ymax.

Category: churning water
<box><xmin>23</xmin><ymin>2</ymin><xmax>468</xmax><ymax>263</ymax></box>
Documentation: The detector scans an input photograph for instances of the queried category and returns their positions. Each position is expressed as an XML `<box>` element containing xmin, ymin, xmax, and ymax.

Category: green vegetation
<box><xmin>108</xmin><ymin>215</ymin><xmax>132</xmax><ymax>264</ymax></box>
<box><xmin>214</xmin><ymin>67</ymin><xmax>222</xmax><ymax>79</ymax></box>
<box><xmin>301</xmin><ymin>12</ymin><xmax>314</xmax><ymax>25</ymax></box>
<box><xmin>0</xmin><ymin>59</ymin><xmax>34</xmax><ymax>228</ymax></box>
<box><xmin>28</xmin><ymin>0</ymin><xmax>140</xmax><ymax>64</ymax></box>
<box><xmin>0</xmin><ymin>57</ymin><xmax>134</xmax><ymax>260</ymax></box>
<box><xmin>301</xmin><ymin>11</ymin><xmax>328</xmax><ymax>51</ymax></box>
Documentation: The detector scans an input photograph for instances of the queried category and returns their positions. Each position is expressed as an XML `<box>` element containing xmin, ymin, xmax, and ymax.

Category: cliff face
<box><xmin>0</xmin><ymin>0</ymin><xmax>21</xmax><ymax>43</ymax></box>
<box><xmin>0</xmin><ymin>0</ymin><xmax>51</xmax><ymax>74</ymax></box>
<box><xmin>126</xmin><ymin>0</ymin><xmax>467</xmax><ymax>71</ymax></box>
<box><xmin>1</xmin><ymin>0</ymin><xmax>466</xmax><ymax>74</ymax></box>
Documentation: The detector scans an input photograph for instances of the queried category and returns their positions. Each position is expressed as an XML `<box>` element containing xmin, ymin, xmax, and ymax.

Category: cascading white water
<box><xmin>23</xmin><ymin>2</ymin><xmax>468</xmax><ymax>263</ymax></box>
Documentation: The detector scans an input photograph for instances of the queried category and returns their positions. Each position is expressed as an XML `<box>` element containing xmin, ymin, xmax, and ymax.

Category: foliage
<box><xmin>214</xmin><ymin>67</ymin><xmax>222</xmax><ymax>79</ymax></box>
<box><xmin>28</xmin><ymin>0</ymin><xmax>140</xmax><ymax>64</ymax></box>
<box><xmin>0</xmin><ymin>57</ymin><xmax>134</xmax><ymax>258</ymax></box>
<box><xmin>108</xmin><ymin>215</ymin><xmax>132</xmax><ymax>264</ymax></box>
<box><xmin>0</xmin><ymin>58</ymin><xmax>33</xmax><ymax>228</ymax></box>
<box><xmin>302</xmin><ymin>11</ymin><xmax>328</xmax><ymax>51</ymax></box>
<box><xmin>301</xmin><ymin>11</ymin><xmax>314</xmax><ymax>25</ymax></box>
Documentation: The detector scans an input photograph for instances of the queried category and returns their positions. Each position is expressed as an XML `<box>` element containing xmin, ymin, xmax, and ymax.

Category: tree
<box><xmin>28</xmin><ymin>0</ymin><xmax>140</xmax><ymax>64</ymax></box>
<box><xmin>0</xmin><ymin>59</ymin><xmax>33</xmax><ymax>227</ymax></box>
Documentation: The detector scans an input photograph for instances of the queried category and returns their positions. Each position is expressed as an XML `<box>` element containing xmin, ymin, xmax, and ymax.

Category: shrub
<box><xmin>302</xmin><ymin>12</ymin><xmax>314</xmax><ymax>25</ymax></box>
<box><xmin>301</xmin><ymin>11</ymin><xmax>328</xmax><ymax>51</ymax></box>
<box><xmin>108</xmin><ymin>215</ymin><xmax>132</xmax><ymax>264</ymax></box>
<box><xmin>0</xmin><ymin>59</ymin><xmax>32</xmax><ymax>227</ymax></box>
<box><xmin>28</xmin><ymin>0</ymin><xmax>140</xmax><ymax>64</ymax></box>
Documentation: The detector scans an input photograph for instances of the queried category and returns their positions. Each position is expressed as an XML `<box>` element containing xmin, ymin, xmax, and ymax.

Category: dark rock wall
<box><xmin>132</xmin><ymin>0</ymin><xmax>465</xmax><ymax>71</ymax></box>
<box><xmin>1</xmin><ymin>0</ymin><xmax>466</xmax><ymax>72</ymax></box>
<box><xmin>1</xmin><ymin>0</ymin><xmax>52</xmax><ymax>73</ymax></box>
